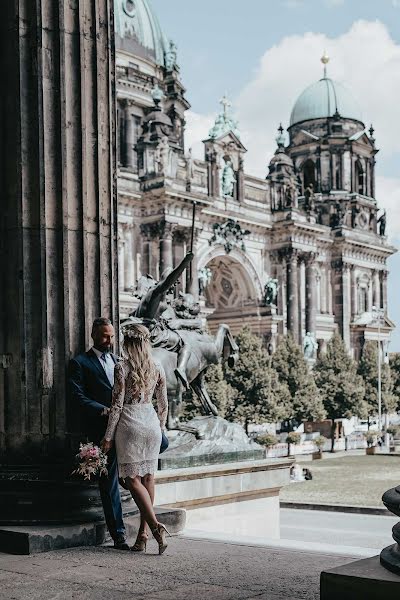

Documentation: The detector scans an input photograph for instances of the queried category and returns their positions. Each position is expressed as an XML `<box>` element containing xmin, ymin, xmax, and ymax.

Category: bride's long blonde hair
<box><xmin>121</xmin><ymin>323</ymin><xmax>156</xmax><ymax>394</ymax></box>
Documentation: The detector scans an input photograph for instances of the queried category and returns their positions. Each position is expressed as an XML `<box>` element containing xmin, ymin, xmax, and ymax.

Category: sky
<box><xmin>152</xmin><ymin>0</ymin><xmax>400</xmax><ymax>349</ymax></box>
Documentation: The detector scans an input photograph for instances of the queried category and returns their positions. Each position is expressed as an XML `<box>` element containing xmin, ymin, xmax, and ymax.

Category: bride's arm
<box><xmin>154</xmin><ymin>364</ymin><xmax>168</xmax><ymax>431</ymax></box>
<box><xmin>104</xmin><ymin>362</ymin><xmax>125</xmax><ymax>442</ymax></box>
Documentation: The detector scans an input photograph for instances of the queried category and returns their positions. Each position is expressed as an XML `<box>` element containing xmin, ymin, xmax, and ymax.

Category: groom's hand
<box><xmin>101</xmin><ymin>438</ymin><xmax>113</xmax><ymax>453</ymax></box>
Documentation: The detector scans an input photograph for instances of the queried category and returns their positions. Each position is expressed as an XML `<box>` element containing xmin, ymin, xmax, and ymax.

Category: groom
<box><xmin>68</xmin><ymin>317</ymin><xmax>129</xmax><ymax>550</ymax></box>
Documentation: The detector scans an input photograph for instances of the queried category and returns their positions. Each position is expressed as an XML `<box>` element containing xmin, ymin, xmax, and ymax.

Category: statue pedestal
<box><xmin>321</xmin><ymin>555</ymin><xmax>400</xmax><ymax>599</ymax></box>
<box><xmin>159</xmin><ymin>416</ymin><xmax>264</xmax><ymax>470</ymax></box>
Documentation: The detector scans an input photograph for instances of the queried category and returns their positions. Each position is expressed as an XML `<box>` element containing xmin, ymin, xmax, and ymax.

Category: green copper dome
<box><xmin>114</xmin><ymin>0</ymin><xmax>169</xmax><ymax>66</ymax></box>
<box><xmin>289</xmin><ymin>77</ymin><xmax>363</xmax><ymax>126</ymax></box>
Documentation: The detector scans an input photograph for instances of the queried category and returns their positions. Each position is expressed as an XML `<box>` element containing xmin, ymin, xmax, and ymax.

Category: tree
<box><xmin>389</xmin><ymin>352</ymin><xmax>400</xmax><ymax>412</ymax></box>
<box><xmin>272</xmin><ymin>334</ymin><xmax>326</xmax><ymax>429</ymax></box>
<box><xmin>357</xmin><ymin>341</ymin><xmax>397</xmax><ymax>426</ymax></box>
<box><xmin>182</xmin><ymin>363</ymin><xmax>235</xmax><ymax>421</ymax></box>
<box><xmin>224</xmin><ymin>327</ymin><xmax>291</xmax><ymax>433</ymax></box>
<box><xmin>314</xmin><ymin>334</ymin><xmax>366</xmax><ymax>451</ymax></box>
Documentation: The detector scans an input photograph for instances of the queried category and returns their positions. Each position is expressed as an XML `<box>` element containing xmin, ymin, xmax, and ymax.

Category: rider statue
<box><xmin>132</xmin><ymin>252</ymin><xmax>201</xmax><ymax>389</ymax></box>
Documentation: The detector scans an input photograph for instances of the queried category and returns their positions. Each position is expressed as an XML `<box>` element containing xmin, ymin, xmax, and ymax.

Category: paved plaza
<box><xmin>0</xmin><ymin>536</ymin><xmax>356</xmax><ymax>600</ymax></box>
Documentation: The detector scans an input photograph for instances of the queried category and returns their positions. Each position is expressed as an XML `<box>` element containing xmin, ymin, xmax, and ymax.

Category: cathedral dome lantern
<box><xmin>289</xmin><ymin>54</ymin><xmax>363</xmax><ymax>128</ymax></box>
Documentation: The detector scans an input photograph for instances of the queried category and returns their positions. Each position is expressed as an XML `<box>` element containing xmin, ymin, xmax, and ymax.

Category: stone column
<box><xmin>124</xmin><ymin>224</ymin><xmax>134</xmax><ymax>289</ymax></box>
<box><xmin>159</xmin><ymin>222</ymin><xmax>174</xmax><ymax>276</ymax></box>
<box><xmin>286</xmin><ymin>250</ymin><xmax>300</xmax><ymax>342</ymax></box>
<box><xmin>372</xmin><ymin>269</ymin><xmax>381</xmax><ymax>309</ymax></box>
<box><xmin>0</xmin><ymin>0</ymin><xmax>119</xmax><ymax>522</ymax></box>
<box><xmin>305</xmin><ymin>254</ymin><xmax>317</xmax><ymax>335</ymax></box>
<box><xmin>140</xmin><ymin>223</ymin><xmax>158</xmax><ymax>278</ymax></box>
<box><xmin>351</xmin><ymin>265</ymin><xmax>357</xmax><ymax>318</ymax></box>
<box><xmin>173</xmin><ymin>230</ymin><xmax>188</xmax><ymax>293</ymax></box>
<box><xmin>124</xmin><ymin>101</ymin><xmax>134</xmax><ymax>170</ymax></box>
<box><xmin>342</xmin><ymin>264</ymin><xmax>351</xmax><ymax>348</ymax></box>
<box><xmin>381</xmin><ymin>271</ymin><xmax>388</xmax><ymax>311</ymax></box>
<box><xmin>237</xmin><ymin>157</ymin><xmax>245</xmax><ymax>203</ymax></box>
<box><xmin>186</xmin><ymin>229</ymin><xmax>200</xmax><ymax>299</ymax></box>
<box><xmin>118</xmin><ymin>228</ymin><xmax>125</xmax><ymax>290</ymax></box>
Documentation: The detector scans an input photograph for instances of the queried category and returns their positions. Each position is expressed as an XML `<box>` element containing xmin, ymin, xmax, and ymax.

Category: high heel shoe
<box><xmin>151</xmin><ymin>522</ymin><xmax>171</xmax><ymax>555</ymax></box>
<box><xmin>131</xmin><ymin>532</ymin><xmax>148</xmax><ymax>553</ymax></box>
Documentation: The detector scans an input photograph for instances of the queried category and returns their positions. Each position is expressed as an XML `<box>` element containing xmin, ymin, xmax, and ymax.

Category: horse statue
<box><xmin>127</xmin><ymin>252</ymin><xmax>238</xmax><ymax>436</ymax></box>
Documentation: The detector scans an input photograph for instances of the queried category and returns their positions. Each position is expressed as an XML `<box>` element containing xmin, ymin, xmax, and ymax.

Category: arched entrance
<box><xmin>200</xmin><ymin>253</ymin><xmax>261</xmax><ymax>334</ymax></box>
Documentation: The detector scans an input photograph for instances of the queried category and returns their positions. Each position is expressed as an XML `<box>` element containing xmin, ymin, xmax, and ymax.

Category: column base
<box><xmin>0</xmin><ymin>507</ymin><xmax>186</xmax><ymax>555</ymax></box>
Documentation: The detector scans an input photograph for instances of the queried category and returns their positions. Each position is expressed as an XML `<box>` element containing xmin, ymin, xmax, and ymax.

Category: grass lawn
<box><xmin>280</xmin><ymin>454</ymin><xmax>400</xmax><ymax>508</ymax></box>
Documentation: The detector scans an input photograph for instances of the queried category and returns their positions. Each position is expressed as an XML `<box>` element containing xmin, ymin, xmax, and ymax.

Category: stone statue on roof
<box><xmin>221</xmin><ymin>160</ymin><xmax>235</xmax><ymax>197</ymax></box>
<box><xmin>165</xmin><ymin>40</ymin><xmax>177</xmax><ymax>71</ymax></box>
<box><xmin>208</xmin><ymin>95</ymin><xmax>240</xmax><ymax>140</ymax></box>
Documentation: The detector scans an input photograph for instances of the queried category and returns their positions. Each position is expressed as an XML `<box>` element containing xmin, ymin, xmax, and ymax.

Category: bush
<box><xmin>286</xmin><ymin>432</ymin><xmax>301</xmax><ymax>445</ymax></box>
<box><xmin>387</xmin><ymin>425</ymin><xmax>400</xmax><ymax>438</ymax></box>
<box><xmin>314</xmin><ymin>435</ymin><xmax>327</xmax><ymax>450</ymax></box>
<box><xmin>364</xmin><ymin>431</ymin><xmax>378</xmax><ymax>447</ymax></box>
<box><xmin>257</xmin><ymin>433</ymin><xmax>278</xmax><ymax>448</ymax></box>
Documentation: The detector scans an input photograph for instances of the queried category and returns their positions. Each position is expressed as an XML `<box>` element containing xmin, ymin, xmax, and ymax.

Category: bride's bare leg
<box><xmin>139</xmin><ymin>474</ymin><xmax>155</xmax><ymax>534</ymax></box>
<box><xmin>125</xmin><ymin>476</ymin><xmax>158</xmax><ymax>531</ymax></box>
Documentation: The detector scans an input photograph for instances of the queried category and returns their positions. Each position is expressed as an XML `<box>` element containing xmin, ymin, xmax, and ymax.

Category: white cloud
<box><xmin>376</xmin><ymin>175</ymin><xmax>400</xmax><ymax>243</ymax></box>
<box><xmin>185</xmin><ymin>20</ymin><xmax>400</xmax><ymax>237</ymax></box>
<box><xmin>184</xmin><ymin>110</ymin><xmax>214</xmax><ymax>160</ymax></box>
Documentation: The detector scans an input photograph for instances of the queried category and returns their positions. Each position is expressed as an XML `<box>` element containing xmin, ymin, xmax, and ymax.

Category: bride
<box><xmin>101</xmin><ymin>322</ymin><xmax>169</xmax><ymax>554</ymax></box>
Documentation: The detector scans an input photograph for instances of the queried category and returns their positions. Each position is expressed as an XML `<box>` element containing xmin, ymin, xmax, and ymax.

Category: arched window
<box><xmin>303</xmin><ymin>159</ymin><xmax>316</xmax><ymax>192</ymax></box>
<box><xmin>356</xmin><ymin>160</ymin><xmax>364</xmax><ymax>195</ymax></box>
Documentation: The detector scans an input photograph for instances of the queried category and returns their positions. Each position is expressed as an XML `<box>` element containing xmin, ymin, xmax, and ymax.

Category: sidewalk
<box><xmin>0</xmin><ymin>536</ymin><xmax>356</xmax><ymax>600</ymax></box>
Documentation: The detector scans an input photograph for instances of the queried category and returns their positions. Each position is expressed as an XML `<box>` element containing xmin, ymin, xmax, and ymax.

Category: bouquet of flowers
<box><xmin>72</xmin><ymin>442</ymin><xmax>108</xmax><ymax>480</ymax></box>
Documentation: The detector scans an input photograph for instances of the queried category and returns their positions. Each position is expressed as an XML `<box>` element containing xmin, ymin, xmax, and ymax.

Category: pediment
<box><xmin>204</xmin><ymin>130</ymin><xmax>247</xmax><ymax>152</ymax></box>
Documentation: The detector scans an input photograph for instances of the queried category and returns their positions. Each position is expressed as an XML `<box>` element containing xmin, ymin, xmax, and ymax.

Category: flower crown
<box><xmin>121</xmin><ymin>324</ymin><xmax>150</xmax><ymax>342</ymax></box>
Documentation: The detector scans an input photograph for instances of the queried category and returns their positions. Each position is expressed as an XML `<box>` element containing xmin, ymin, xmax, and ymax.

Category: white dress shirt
<box><xmin>92</xmin><ymin>347</ymin><xmax>115</xmax><ymax>386</ymax></box>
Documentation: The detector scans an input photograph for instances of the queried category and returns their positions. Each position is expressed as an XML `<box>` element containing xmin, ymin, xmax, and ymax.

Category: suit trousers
<box><xmin>98</xmin><ymin>445</ymin><xmax>125</xmax><ymax>540</ymax></box>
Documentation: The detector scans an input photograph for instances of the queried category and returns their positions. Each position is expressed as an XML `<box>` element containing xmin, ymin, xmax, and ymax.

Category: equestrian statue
<box><xmin>127</xmin><ymin>252</ymin><xmax>238</xmax><ymax>435</ymax></box>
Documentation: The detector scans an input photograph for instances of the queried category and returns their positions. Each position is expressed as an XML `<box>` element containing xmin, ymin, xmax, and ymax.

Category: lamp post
<box><xmin>372</xmin><ymin>305</ymin><xmax>385</xmax><ymax>444</ymax></box>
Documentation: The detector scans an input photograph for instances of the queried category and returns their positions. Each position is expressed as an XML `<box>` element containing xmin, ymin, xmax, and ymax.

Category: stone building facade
<box><xmin>114</xmin><ymin>0</ymin><xmax>395</xmax><ymax>359</ymax></box>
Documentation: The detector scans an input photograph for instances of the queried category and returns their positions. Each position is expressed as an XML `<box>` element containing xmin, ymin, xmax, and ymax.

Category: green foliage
<box><xmin>389</xmin><ymin>353</ymin><xmax>400</xmax><ymax>411</ymax></box>
<box><xmin>286</xmin><ymin>431</ymin><xmax>301</xmax><ymax>445</ymax></box>
<box><xmin>224</xmin><ymin>327</ymin><xmax>291</xmax><ymax>432</ymax></box>
<box><xmin>314</xmin><ymin>435</ymin><xmax>327</xmax><ymax>450</ymax></box>
<box><xmin>272</xmin><ymin>334</ymin><xmax>326</xmax><ymax>425</ymax></box>
<box><xmin>314</xmin><ymin>334</ymin><xmax>366</xmax><ymax>451</ymax></box>
<box><xmin>364</xmin><ymin>431</ymin><xmax>379</xmax><ymax>447</ymax></box>
<box><xmin>182</xmin><ymin>363</ymin><xmax>236</xmax><ymax>421</ymax></box>
<box><xmin>387</xmin><ymin>425</ymin><xmax>400</xmax><ymax>438</ymax></box>
<box><xmin>257</xmin><ymin>433</ymin><xmax>278</xmax><ymax>448</ymax></box>
<box><xmin>358</xmin><ymin>341</ymin><xmax>397</xmax><ymax>417</ymax></box>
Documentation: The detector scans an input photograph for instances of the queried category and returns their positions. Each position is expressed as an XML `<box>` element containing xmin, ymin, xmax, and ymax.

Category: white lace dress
<box><xmin>104</xmin><ymin>359</ymin><xmax>168</xmax><ymax>479</ymax></box>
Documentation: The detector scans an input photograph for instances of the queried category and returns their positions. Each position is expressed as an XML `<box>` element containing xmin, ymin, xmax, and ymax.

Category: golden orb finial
<box><xmin>321</xmin><ymin>51</ymin><xmax>330</xmax><ymax>65</ymax></box>
<box><xmin>321</xmin><ymin>51</ymin><xmax>329</xmax><ymax>77</ymax></box>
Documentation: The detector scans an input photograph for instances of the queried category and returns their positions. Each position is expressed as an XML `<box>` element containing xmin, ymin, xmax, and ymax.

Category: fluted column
<box><xmin>124</xmin><ymin>224</ymin><xmax>134</xmax><ymax>289</ymax></box>
<box><xmin>124</xmin><ymin>101</ymin><xmax>134</xmax><ymax>169</ymax></box>
<box><xmin>381</xmin><ymin>271</ymin><xmax>388</xmax><ymax>311</ymax></box>
<box><xmin>286</xmin><ymin>249</ymin><xmax>299</xmax><ymax>342</ymax></box>
<box><xmin>0</xmin><ymin>0</ymin><xmax>119</xmax><ymax>522</ymax></box>
<box><xmin>140</xmin><ymin>223</ymin><xmax>158</xmax><ymax>278</ymax></box>
<box><xmin>187</xmin><ymin>229</ymin><xmax>200</xmax><ymax>299</ymax></box>
<box><xmin>118</xmin><ymin>227</ymin><xmax>125</xmax><ymax>290</ymax></box>
<box><xmin>351</xmin><ymin>265</ymin><xmax>357</xmax><ymax>318</ymax></box>
<box><xmin>305</xmin><ymin>254</ymin><xmax>317</xmax><ymax>335</ymax></box>
<box><xmin>159</xmin><ymin>221</ymin><xmax>174</xmax><ymax>276</ymax></box>
<box><xmin>373</xmin><ymin>269</ymin><xmax>381</xmax><ymax>309</ymax></box>
<box><xmin>173</xmin><ymin>230</ymin><xmax>188</xmax><ymax>293</ymax></box>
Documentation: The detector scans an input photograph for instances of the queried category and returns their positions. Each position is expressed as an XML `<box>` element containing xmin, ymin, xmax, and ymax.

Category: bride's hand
<box><xmin>101</xmin><ymin>438</ymin><xmax>113</xmax><ymax>453</ymax></box>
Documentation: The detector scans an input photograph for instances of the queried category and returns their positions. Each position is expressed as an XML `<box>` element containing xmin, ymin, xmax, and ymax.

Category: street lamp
<box><xmin>371</xmin><ymin>305</ymin><xmax>385</xmax><ymax>442</ymax></box>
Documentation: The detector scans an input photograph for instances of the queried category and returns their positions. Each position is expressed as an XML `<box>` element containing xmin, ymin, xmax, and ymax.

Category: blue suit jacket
<box><xmin>68</xmin><ymin>349</ymin><xmax>118</xmax><ymax>443</ymax></box>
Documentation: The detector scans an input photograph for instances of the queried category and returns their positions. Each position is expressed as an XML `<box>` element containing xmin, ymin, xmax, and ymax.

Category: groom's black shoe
<box><xmin>113</xmin><ymin>534</ymin><xmax>130</xmax><ymax>550</ymax></box>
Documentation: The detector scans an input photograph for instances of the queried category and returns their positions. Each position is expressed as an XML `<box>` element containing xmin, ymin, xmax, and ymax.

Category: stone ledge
<box><xmin>156</xmin><ymin>458</ymin><xmax>293</xmax><ymax>483</ymax></box>
<box><xmin>320</xmin><ymin>555</ymin><xmax>400</xmax><ymax>600</ymax></box>
<box><xmin>155</xmin><ymin>458</ymin><xmax>292</xmax><ymax>508</ymax></box>
<box><xmin>0</xmin><ymin>507</ymin><xmax>186</xmax><ymax>555</ymax></box>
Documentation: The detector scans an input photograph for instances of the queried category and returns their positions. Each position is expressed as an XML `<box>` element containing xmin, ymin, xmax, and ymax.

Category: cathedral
<box><xmin>114</xmin><ymin>0</ymin><xmax>395</xmax><ymax>360</ymax></box>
